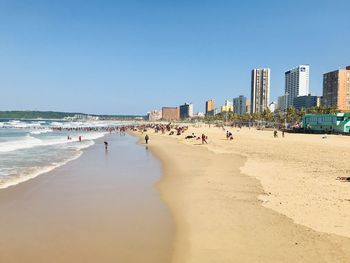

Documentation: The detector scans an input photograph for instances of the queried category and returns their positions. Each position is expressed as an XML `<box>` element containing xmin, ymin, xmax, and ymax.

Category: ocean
<box><xmin>0</xmin><ymin>119</ymin><xmax>120</xmax><ymax>189</ymax></box>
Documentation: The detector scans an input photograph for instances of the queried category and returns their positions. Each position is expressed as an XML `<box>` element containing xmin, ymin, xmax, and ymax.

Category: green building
<box><xmin>302</xmin><ymin>113</ymin><xmax>350</xmax><ymax>133</ymax></box>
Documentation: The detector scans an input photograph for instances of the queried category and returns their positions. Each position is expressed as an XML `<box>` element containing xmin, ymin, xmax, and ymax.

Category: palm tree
<box><xmin>286</xmin><ymin>106</ymin><xmax>297</xmax><ymax>123</ymax></box>
<box><xmin>251</xmin><ymin>112</ymin><xmax>261</xmax><ymax>121</ymax></box>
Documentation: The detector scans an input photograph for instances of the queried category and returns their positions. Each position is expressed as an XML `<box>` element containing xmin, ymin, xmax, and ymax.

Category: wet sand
<box><xmin>140</xmin><ymin>130</ymin><xmax>350</xmax><ymax>263</ymax></box>
<box><xmin>0</xmin><ymin>134</ymin><xmax>174</xmax><ymax>263</ymax></box>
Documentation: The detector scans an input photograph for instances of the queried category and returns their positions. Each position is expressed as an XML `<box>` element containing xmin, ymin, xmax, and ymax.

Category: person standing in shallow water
<box><xmin>145</xmin><ymin>134</ymin><xmax>149</xmax><ymax>144</ymax></box>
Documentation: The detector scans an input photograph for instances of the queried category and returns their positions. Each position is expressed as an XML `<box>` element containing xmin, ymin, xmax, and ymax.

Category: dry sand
<box><xmin>139</xmin><ymin>125</ymin><xmax>350</xmax><ymax>262</ymax></box>
<box><xmin>0</xmin><ymin>134</ymin><xmax>174</xmax><ymax>263</ymax></box>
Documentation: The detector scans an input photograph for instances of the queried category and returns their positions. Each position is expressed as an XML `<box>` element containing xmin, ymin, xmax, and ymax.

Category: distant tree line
<box><xmin>0</xmin><ymin>111</ymin><xmax>83</xmax><ymax>119</ymax></box>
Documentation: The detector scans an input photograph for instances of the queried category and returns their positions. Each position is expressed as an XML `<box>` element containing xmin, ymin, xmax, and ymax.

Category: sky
<box><xmin>0</xmin><ymin>0</ymin><xmax>349</xmax><ymax>115</ymax></box>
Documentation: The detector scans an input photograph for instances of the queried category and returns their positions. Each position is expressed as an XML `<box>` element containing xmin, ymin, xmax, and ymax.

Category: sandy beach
<box><xmin>137</xmin><ymin>124</ymin><xmax>350</xmax><ymax>262</ymax></box>
<box><xmin>1</xmin><ymin>125</ymin><xmax>350</xmax><ymax>263</ymax></box>
<box><xmin>0</xmin><ymin>134</ymin><xmax>174</xmax><ymax>263</ymax></box>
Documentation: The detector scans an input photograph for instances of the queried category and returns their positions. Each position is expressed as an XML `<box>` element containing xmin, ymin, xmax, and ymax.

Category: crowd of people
<box><xmin>43</xmin><ymin>122</ymin><xmax>289</xmax><ymax>150</ymax></box>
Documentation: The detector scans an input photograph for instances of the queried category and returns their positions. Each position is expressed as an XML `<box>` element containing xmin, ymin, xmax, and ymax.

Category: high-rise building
<box><xmin>251</xmin><ymin>68</ymin><xmax>270</xmax><ymax>113</ymax></box>
<box><xmin>162</xmin><ymin>107</ymin><xmax>180</xmax><ymax>120</ymax></box>
<box><xmin>233</xmin><ymin>95</ymin><xmax>247</xmax><ymax>115</ymax></box>
<box><xmin>205</xmin><ymin>99</ymin><xmax>215</xmax><ymax>116</ymax></box>
<box><xmin>323</xmin><ymin>66</ymin><xmax>350</xmax><ymax>112</ymax></box>
<box><xmin>285</xmin><ymin>65</ymin><xmax>310</xmax><ymax>108</ymax></box>
<box><xmin>179</xmin><ymin>103</ymin><xmax>193</xmax><ymax>119</ymax></box>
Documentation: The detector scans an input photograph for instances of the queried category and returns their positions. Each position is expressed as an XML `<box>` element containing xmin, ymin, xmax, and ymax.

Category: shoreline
<box><xmin>134</xmin><ymin>127</ymin><xmax>350</xmax><ymax>262</ymax></box>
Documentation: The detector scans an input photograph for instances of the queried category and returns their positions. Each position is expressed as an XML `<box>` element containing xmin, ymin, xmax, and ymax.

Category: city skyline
<box><xmin>1</xmin><ymin>1</ymin><xmax>349</xmax><ymax>114</ymax></box>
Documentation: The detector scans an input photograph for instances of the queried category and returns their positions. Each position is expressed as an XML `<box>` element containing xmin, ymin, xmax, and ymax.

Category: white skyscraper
<box><xmin>251</xmin><ymin>68</ymin><xmax>270</xmax><ymax>113</ymax></box>
<box><xmin>284</xmin><ymin>65</ymin><xmax>310</xmax><ymax>108</ymax></box>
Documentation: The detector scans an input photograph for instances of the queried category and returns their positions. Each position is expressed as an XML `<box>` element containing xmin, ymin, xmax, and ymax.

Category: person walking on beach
<box><xmin>104</xmin><ymin>141</ymin><xmax>108</xmax><ymax>150</ymax></box>
<box><xmin>145</xmin><ymin>134</ymin><xmax>149</xmax><ymax>144</ymax></box>
<box><xmin>201</xmin><ymin>134</ymin><xmax>207</xmax><ymax>144</ymax></box>
<box><xmin>282</xmin><ymin>130</ymin><xmax>285</xmax><ymax>138</ymax></box>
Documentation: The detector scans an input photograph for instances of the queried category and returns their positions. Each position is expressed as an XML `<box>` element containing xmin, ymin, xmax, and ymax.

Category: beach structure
<box><xmin>285</xmin><ymin>65</ymin><xmax>310</xmax><ymax>108</ymax></box>
<box><xmin>233</xmin><ymin>95</ymin><xmax>247</xmax><ymax>115</ymax></box>
<box><xmin>251</xmin><ymin>68</ymin><xmax>270</xmax><ymax>113</ymax></box>
<box><xmin>302</xmin><ymin>113</ymin><xmax>350</xmax><ymax>133</ymax></box>
<box><xmin>179</xmin><ymin>103</ymin><xmax>193</xmax><ymax>120</ymax></box>
<box><xmin>205</xmin><ymin>99</ymin><xmax>215</xmax><ymax>116</ymax></box>
<box><xmin>162</xmin><ymin>107</ymin><xmax>180</xmax><ymax>121</ymax></box>
<box><xmin>293</xmin><ymin>94</ymin><xmax>321</xmax><ymax>110</ymax></box>
<box><xmin>322</xmin><ymin>66</ymin><xmax>350</xmax><ymax>112</ymax></box>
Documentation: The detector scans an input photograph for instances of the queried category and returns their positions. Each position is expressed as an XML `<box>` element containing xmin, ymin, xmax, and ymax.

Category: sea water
<box><xmin>0</xmin><ymin>119</ymin><xmax>119</xmax><ymax>189</ymax></box>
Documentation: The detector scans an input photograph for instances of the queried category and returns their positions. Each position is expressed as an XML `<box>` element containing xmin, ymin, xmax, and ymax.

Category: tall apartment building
<box><xmin>285</xmin><ymin>65</ymin><xmax>309</xmax><ymax>108</ymax></box>
<box><xmin>251</xmin><ymin>68</ymin><xmax>270</xmax><ymax>113</ymax></box>
<box><xmin>233</xmin><ymin>95</ymin><xmax>247</xmax><ymax>115</ymax></box>
<box><xmin>162</xmin><ymin>107</ymin><xmax>180</xmax><ymax>121</ymax></box>
<box><xmin>205</xmin><ymin>99</ymin><xmax>215</xmax><ymax>116</ymax></box>
<box><xmin>179</xmin><ymin>103</ymin><xmax>193</xmax><ymax>119</ymax></box>
<box><xmin>323</xmin><ymin>66</ymin><xmax>350</xmax><ymax>112</ymax></box>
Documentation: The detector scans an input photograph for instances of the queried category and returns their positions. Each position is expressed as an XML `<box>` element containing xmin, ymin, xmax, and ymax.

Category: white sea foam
<box><xmin>0</xmin><ymin>119</ymin><xmax>120</xmax><ymax>190</ymax></box>
<box><xmin>29</xmin><ymin>129</ymin><xmax>53</xmax><ymax>135</ymax></box>
<box><xmin>0</xmin><ymin>132</ymin><xmax>105</xmax><ymax>189</ymax></box>
<box><xmin>0</xmin><ymin>151</ymin><xmax>83</xmax><ymax>190</ymax></box>
<box><xmin>0</xmin><ymin>132</ymin><xmax>105</xmax><ymax>153</ymax></box>
<box><xmin>0</xmin><ymin>134</ymin><xmax>43</xmax><ymax>153</ymax></box>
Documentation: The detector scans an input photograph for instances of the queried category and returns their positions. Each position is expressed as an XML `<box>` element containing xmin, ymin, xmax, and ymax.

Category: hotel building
<box><xmin>323</xmin><ymin>66</ymin><xmax>350</xmax><ymax>112</ymax></box>
<box><xmin>285</xmin><ymin>65</ymin><xmax>310</xmax><ymax>108</ymax></box>
<box><xmin>251</xmin><ymin>68</ymin><xmax>270</xmax><ymax>113</ymax></box>
<box><xmin>233</xmin><ymin>95</ymin><xmax>247</xmax><ymax>115</ymax></box>
<box><xmin>179</xmin><ymin>103</ymin><xmax>193</xmax><ymax>119</ymax></box>
<box><xmin>205</xmin><ymin>99</ymin><xmax>215</xmax><ymax>116</ymax></box>
<box><xmin>162</xmin><ymin>107</ymin><xmax>180</xmax><ymax>121</ymax></box>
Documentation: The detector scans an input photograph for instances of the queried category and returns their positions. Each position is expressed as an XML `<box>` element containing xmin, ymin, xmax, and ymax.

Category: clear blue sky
<box><xmin>0</xmin><ymin>0</ymin><xmax>349</xmax><ymax>115</ymax></box>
